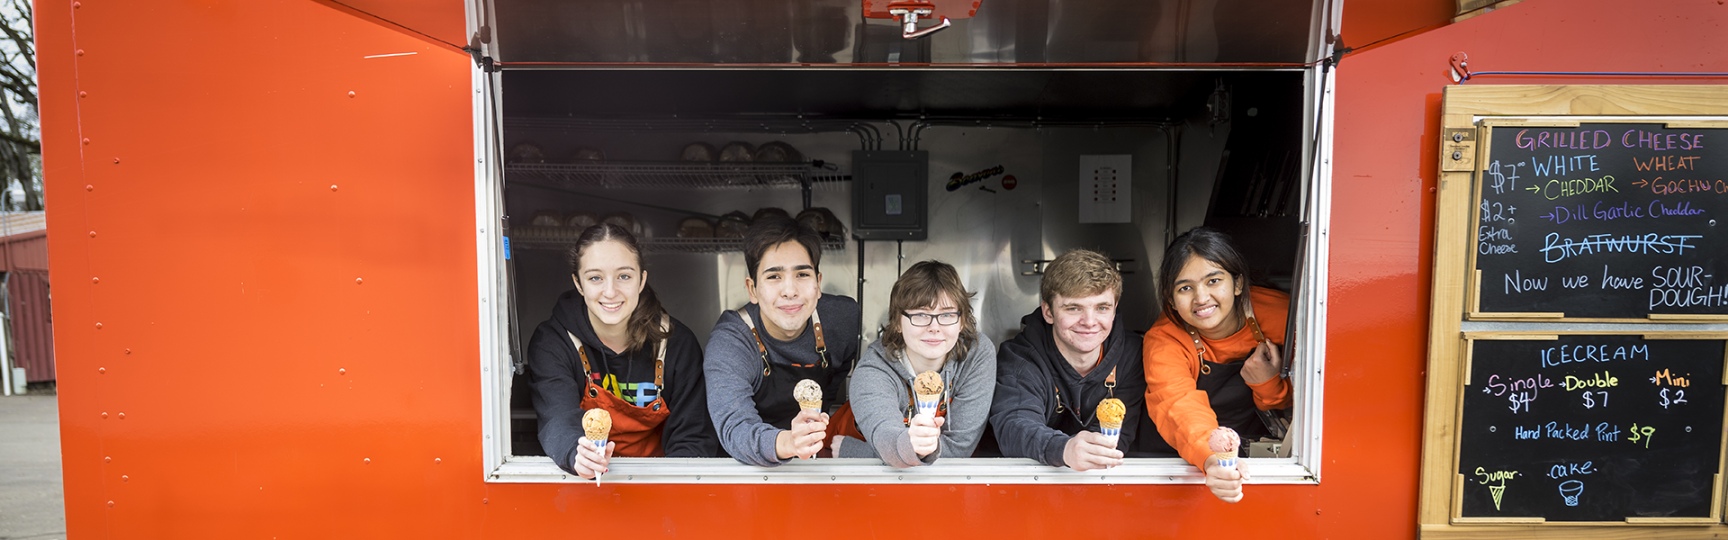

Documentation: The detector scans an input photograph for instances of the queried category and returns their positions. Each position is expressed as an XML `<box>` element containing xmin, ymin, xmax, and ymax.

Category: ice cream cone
<box><xmin>793</xmin><ymin>379</ymin><xmax>824</xmax><ymax>413</ymax></box>
<box><xmin>1208</xmin><ymin>427</ymin><xmax>1240</xmax><ymax>469</ymax></box>
<box><xmin>912</xmin><ymin>371</ymin><xmax>944</xmax><ymax>417</ymax></box>
<box><xmin>1094</xmin><ymin>398</ymin><xmax>1125</xmax><ymax>445</ymax></box>
<box><xmin>582</xmin><ymin>408</ymin><xmax>612</xmax><ymax>449</ymax></box>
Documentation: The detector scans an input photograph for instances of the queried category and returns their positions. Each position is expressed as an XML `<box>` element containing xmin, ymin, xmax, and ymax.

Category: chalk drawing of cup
<box><xmin>1558</xmin><ymin>480</ymin><xmax>1584</xmax><ymax>507</ymax></box>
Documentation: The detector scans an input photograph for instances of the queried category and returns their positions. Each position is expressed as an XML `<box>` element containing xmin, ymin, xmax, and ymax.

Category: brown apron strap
<box><xmin>812</xmin><ymin>308</ymin><xmax>829</xmax><ymax>369</ymax></box>
<box><xmin>737</xmin><ymin>308</ymin><xmax>772</xmax><ymax>376</ymax></box>
<box><xmin>568</xmin><ymin>331</ymin><xmax>594</xmax><ymax>378</ymax></box>
<box><xmin>654</xmin><ymin>314</ymin><xmax>669</xmax><ymax>387</ymax></box>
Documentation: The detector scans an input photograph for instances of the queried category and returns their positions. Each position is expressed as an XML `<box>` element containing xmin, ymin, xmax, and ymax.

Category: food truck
<box><xmin>37</xmin><ymin>0</ymin><xmax>1728</xmax><ymax>537</ymax></box>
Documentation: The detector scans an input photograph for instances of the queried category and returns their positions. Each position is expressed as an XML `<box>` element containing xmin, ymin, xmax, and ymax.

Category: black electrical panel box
<box><xmin>851</xmin><ymin>150</ymin><xmax>928</xmax><ymax>240</ymax></box>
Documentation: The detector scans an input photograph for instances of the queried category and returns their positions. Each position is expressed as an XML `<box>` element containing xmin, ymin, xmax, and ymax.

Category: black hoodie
<box><xmin>526</xmin><ymin>290</ymin><xmax>719</xmax><ymax>471</ymax></box>
<box><xmin>987</xmin><ymin>307</ymin><xmax>1150</xmax><ymax>467</ymax></box>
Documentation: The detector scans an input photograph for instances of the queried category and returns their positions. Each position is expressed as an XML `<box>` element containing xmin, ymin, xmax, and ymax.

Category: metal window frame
<box><xmin>473</xmin><ymin>0</ymin><xmax>1336</xmax><ymax>486</ymax></box>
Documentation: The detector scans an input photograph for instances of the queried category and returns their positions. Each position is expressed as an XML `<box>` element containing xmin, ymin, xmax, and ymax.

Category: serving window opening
<box><xmin>476</xmin><ymin>66</ymin><xmax>1332</xmax><ymax>483</ymax></box>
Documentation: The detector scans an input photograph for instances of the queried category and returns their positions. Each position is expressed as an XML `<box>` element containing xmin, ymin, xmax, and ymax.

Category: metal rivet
<box><xmin>79</xmin><ymin>91</ymin><xmax>87</xmax><ymax>98</ymax></box>
<box><xmin>1451</xmin><ymin>151</ymin><xmax>1463</xmax><ymax>160</ymax></box>
<box><xmin>348</xmin><ymin>91</ymin><xmax>357</xmax><ymax>98</ymax></box>
<box><xmin>85</xmin><ymin>184</ymin><xmax>94</xmax><ymax>191</ymax></box>
<box><xmin>338</xmin><ymin>368</ymin><xmax>346</xmax><ymax>375</ymax></box>
<box><xmin>95</xmin><ymin>322</ymin><xmax>103</xmax><ymax>329</ymax></box>
<box><xmin>104</xmin><ymin>456</ymin><xmax>111</xmax><ymax>463</ymax></box>
<box><xmin>121</xmin><ymin>475</ymin><xmax>129</xmax><ymax>482</ymax></box>
<box><xmin>76</xmin><ymin>49</ymin><xmax>85</xmax><ymax>56</ymax></box>
<box><xmin>82</xmin><ymin>138</ymin><xmax>90</xmax><ymax>144</ymax></box>
<box><xmin>100</xmin><ymin>412</ymin><xmax>108</xmax><ymax>419</ymax></box>
<box><xmin>363</xmin><ymin>458</ymin><xmax>371</xmax><ymax>464</ymax></box>
<box><xmin>482</xmin><ymin>498</ymin><xmax>489</xmax><ymax>504</ymax></box>
<box><xmin>88</xmin><ymin>230</ymin><xmax>97</xmax><ymax>238</ymax></box>
<box><xmin>355</xmin><ymin>278</ymin><xmax>363</xmax><ymax>285</ymax></box>
<box><xmin>330</xmin><ymin>185</ymin><xmax>338</xmax><ymax>191</ymax></box>
<box><xmin>98</xmin><ymin>367</ymin><xmax>105</xmax><ymax>374</ymax></box>
<box><xmin>1452</xmin><ymin>132</ymin><xmax>1464</xmax><ymax>142</ymax></box>
<box><xmin>112</xmin><ymin>158</ymin><xmax>119</xmax><ymax>164</ymax></box>
<box><xmin>73</xmin><ymin>1</ymin><xmax>80</xmax><ymax>7</ymax></box>
<box><xmin>434</xmin><ymin>458</ymin><xmax>442</xmax><ymax>464</ymax></box>
<box><xmin>107</xmin><ymin>501</ymin><xmax>114</xmax><ymax>508</ymax></box>
<box><xmin>118</xmin><ymin>413</ymin><xmax>125</xmax><ymax>419</ymax></box>
<box><xmin>92</xmin><ymin>277</ymin><xmax>100</xmax><ymax>284</ymax></box>
<box><xmin>124</xmin><ymin>348</ymin><xmax>131</xmax><ymax>355</ymax></box>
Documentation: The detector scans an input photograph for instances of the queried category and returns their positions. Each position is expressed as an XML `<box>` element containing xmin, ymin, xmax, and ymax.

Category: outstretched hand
<box><xmin>908</xmin><ymin>414</ymin><xmax>946</xmax><ymax>457</ymax></box>
<box><xmin>776</xmin><ymin>409</ymin><xmax>829</xmax><ymax>460</ymax></box>
<box><xmin>1062</xmin><ymin>431</ymin><xmax>1125</xmax><ymax>471</ymax></box>
<box><xmin>1203</xmin><ymin>454</ymin><xmax>1252</xmax><ymax>503</ymax></box>
<box><xmin>572</xmin><ymin>437</ymin><xmax>615</xmax><ymax>480</ymax></box>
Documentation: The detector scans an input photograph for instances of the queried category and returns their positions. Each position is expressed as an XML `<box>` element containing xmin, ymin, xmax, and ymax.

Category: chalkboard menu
<box><xmin>1457</xmin><ymin>335</ymin><xmax>1727</xmax><ymax>521</ymax></box>
<box><xmin>1472</xmin><ymin>122</ymin><xmax>1728</xmax><ymax>319</ymax></box>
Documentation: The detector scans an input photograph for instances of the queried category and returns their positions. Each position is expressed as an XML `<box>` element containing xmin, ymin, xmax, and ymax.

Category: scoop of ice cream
<box><xmin>1095</xmin><ymin>398</ymin><xmax>1126</xmax><ymax>425</ymax></box>
<box><xmin>1208</xmin><ymin>426</ymin><xmax>1240</xmax><ymax>453</ymax></box>
<box><xmin>793</xmin><ymin>379</ymin><xmax>823</xmax><ymax>405</ymax></box>
<box><xmin>582</xmin><ymin>408</ymin><xmax>612</xmax><ymax>440</ymax></box>
<box><xmin>914</xmin><ymin>370</ymin><xmax>944</xmax><ymax>396</ymax></box>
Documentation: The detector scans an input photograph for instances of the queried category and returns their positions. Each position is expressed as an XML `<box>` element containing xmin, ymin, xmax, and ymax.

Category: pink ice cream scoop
<box><xmin>1209</xmin><ymin>427</ymin><xmax>1240</xmax><ymax>468</ymax></box>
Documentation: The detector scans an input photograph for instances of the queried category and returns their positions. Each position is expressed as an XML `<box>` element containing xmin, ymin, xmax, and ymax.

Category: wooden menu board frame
<box><xmin>1422</xmin><ymin>85</ymin><xmax>1728</xmax><ymax>539</ymax></box>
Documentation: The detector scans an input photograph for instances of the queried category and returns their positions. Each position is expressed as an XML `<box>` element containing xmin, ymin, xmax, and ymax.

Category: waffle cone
<box><xmin>1213</xmin><ymin>451</ymin><xmax>1237</xmax><ymax>468</ymax></box>
<box><xmin>798</xmin><ymin>399</ymin><xmax>823</xmax><ymax>412</ymax></box>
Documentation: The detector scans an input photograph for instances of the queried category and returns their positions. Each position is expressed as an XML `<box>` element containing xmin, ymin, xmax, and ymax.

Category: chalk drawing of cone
<box><xmin>1559</xmin><ymin>480</ymin><xmax>1584</xmax><ymax>507</ymax></box>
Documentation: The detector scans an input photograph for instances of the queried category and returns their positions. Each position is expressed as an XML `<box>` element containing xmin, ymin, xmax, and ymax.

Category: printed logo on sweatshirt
<box><xmin>590</xmin><ymin>372</ymin><xmax>660</xmax><ymax>405</ymax></box>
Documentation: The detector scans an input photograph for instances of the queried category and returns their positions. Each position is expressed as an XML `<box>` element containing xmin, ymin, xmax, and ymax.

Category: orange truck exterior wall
<box><xmin>35</xmin><ymin>0</ymin><xmax>1727</xmax><ymax>537</ymax></box>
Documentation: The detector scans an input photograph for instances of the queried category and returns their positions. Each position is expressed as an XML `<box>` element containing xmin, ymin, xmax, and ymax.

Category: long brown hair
<box><xmin>569</xmin><ymin>222</ymin><xmax>668</xmax><ymax>352</ymax></box>
<box><xmin>881</xmin><ymin>260</ymin><xmax>978</xmax><ymax>363</ymax></box>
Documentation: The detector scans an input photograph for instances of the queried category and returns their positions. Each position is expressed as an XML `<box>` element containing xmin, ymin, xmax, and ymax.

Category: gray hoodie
<box><xmin>836</xmin><ymin>335</ymin><xmax>996</xmax><ymax>467</ymax></box>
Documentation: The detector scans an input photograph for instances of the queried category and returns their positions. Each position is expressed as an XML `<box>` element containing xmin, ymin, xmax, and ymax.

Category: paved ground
<box><xmin>0</xmin><ymin>393</ymin><xmax>65</xmax><ymax>540</ymax></box>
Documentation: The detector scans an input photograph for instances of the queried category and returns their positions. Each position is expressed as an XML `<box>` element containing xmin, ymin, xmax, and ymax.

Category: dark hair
<box><xmin>881</xmin><ymin>261</ymin><xmax>979</xmax><ymax>362</ymax></box>
<box><xmin>1157</xmin><ymin>227</ymin><xmax>1251</xmax><ymax>324</ymax></box>
<box><xmin>569</xmin><ymin>223</ymin><xmax>668</xmax><ymax>352</ymax></box>
<box><xmin>742</xmin><ymin>213</ymin><xmax>824</xmax><ymax>278</ymax></box>
<box><xmin>1039</xmin><ymin>249</ymin><xmax>1123</xmax><ymax>306</ymax></box>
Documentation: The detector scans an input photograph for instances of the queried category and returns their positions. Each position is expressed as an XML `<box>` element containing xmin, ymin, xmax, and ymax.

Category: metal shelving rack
<box><xmin>505</xmin><ymin>161</ymin><xmax>849</xmax><ymax>253</ymax></box>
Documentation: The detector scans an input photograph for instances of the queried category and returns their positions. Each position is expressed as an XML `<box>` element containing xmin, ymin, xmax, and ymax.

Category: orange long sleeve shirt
<box><xmin>1142</xmin><ymin>286</ymin><xmax>1291</xmax><ymax>469</ymax></box>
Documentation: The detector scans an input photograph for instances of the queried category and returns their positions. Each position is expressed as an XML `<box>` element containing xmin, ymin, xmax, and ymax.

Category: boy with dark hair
<box><xmin>705</xmin><ymin>214</ymin><xmax>861</xmax><ymax>466</ymax></box>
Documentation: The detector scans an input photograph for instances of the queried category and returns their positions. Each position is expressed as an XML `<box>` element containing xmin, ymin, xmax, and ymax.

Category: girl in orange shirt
<box><xmin>1143</xmin><ymin>227</ymin><xmax>1289</xmax><ymax>503</ymax></box>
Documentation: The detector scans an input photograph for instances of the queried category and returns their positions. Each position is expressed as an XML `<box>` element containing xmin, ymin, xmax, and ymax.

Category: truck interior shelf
<box><xmin>509</xmin><ymin>225</ymin><xmax>846</xmax><ymax>253</ymax></box>
<box><xmin>506</xmin><ymin>161</ymin><xmax>847</xmax><ymax>190</ymax></box>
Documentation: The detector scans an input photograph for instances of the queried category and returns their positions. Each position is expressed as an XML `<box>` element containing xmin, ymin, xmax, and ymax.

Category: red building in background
<box><xmin>0</xmin><ymin>211</ymin><xmax>52</xmax><ymax>387</ymax></box>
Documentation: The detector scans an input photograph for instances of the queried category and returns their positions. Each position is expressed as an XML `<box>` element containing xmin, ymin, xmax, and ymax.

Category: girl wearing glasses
<box><xmin>834</xmin><ymin>260</ymin><xmax>996</xmax><ymax>467</ymax></box>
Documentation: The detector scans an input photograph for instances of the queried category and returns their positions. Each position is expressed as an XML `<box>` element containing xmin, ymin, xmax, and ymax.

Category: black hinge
<box><xmin>466</xmin><ymin>27</ymin><xmax>497</xmax><ymax>72</ymax></box>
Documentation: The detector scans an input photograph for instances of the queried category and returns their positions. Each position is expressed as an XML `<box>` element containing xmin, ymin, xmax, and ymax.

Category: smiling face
<box><xmin>900</xmin><ymin>293</ymin><xmax>961</xmax><ymax>366</ymax></box>
<box><xmin>1168</xmin><ymin>253</ymin><xmax>1244</xmax><ymax>339</ymax></box>
<box><xmin>746</xmin><ymin>240</ymin><xmax>823</xmax><ymax>341</ymax></box>
<box><xmin>574</xmin><ymin>239</ymin><xmax>646</xmax><ymax>330</ymax></box>
<box><xmin>1041</xmin><ymin>289</ymin><xmax>1118</xmax><ymax>369</ymax></box>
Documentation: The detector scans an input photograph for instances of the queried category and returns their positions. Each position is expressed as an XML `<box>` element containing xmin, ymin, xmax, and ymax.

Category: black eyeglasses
<box><xmin>902</xmin><ymin>311</ymin><xmax>961</xmax><ymax>327</ymax></box>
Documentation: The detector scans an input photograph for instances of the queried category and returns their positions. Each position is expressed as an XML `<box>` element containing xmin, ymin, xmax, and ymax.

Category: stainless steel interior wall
<box><xmin>504</xmin><ymin>120</ymin><xmax>1230</xmax><ymax>350</ymax></box>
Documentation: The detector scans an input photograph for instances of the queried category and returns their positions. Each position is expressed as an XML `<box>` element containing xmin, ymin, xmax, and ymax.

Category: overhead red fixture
<box><xmin>863</xmin><ymin>0</ymin><xmax>980</xmax><ymax>38</ymax></box>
